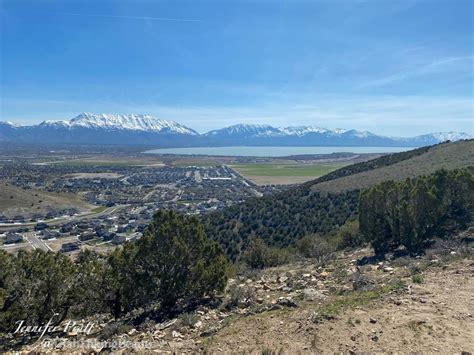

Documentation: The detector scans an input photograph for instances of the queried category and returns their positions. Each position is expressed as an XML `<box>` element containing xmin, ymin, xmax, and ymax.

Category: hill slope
<box><xmin>0</xmin><ymin>183</ymin><xmax>93</xmax><ymax>218</ymax></box>
<box><xmin>203</xmin><ymin>140</ymin><xmax>474</xmax><ymax>259</ymax></box>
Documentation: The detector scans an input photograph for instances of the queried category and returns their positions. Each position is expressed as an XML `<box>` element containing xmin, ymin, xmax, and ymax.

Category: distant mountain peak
<box><xmin>66</xmin><ymin>113</ymin><xmax>198</xmax><ymax>135</ymax></box>
<box><xmin>280</xmin><ymin>126</ymin><xmax>349</xmax><ymax>136</ymax></box>
<box><xmin>0</xmin><ymin>114</ymin><xmax>471</xmax><ymax>147</ymax></box>
<box><xmin>205</xmin><ymin>123</ymin><xmax>281</xmax><ymax>137</ymax></box>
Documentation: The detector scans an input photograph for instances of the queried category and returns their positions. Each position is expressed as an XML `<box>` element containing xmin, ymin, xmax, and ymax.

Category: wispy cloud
<box><xmin>359</xmin><ymin>55</ymin><xmax>474</xmax><ymax>89</ymax></box>
<box><xmin>58</xmin><ymin>12</ymin><xmax>202</xmax><ymax>23</ymax></box>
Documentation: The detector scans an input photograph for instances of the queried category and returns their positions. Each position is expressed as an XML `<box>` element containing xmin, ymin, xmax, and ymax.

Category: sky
<box><xmin>0</xmin><ymin>0</ymin><xmax>473</xmax><ymax>136</ymax></box>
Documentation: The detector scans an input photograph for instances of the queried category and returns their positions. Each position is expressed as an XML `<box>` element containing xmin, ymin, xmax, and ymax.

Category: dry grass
<box><xmin>312</xmin><ymin>140</ymin><xmax>474</xmax><ymax>193</ymax></box>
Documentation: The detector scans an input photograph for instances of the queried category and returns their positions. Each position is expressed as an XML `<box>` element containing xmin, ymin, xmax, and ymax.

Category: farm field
<box><xmin>229</xmin><ymin>162</ymin><xmax>348</xmax><ymax>185</ymax></box>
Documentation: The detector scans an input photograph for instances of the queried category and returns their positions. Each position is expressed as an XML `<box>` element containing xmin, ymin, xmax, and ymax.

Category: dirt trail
<box><xmin>207</xmin><ymin>260</ymin><xmax>474</xmax><ymax>353</ymax></box>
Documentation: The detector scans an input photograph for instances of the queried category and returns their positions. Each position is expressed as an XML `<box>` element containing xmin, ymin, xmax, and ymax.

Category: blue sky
<box><xmin>1</xmin><ymin>0</ymin><xmax>473</xmax><ymax>136</ymax></box>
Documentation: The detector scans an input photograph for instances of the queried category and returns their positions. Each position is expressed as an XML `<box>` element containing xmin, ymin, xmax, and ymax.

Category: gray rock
<box><xmin>277</xmin><ymin>297</ymin><xmax>298</xmax><ymax>308</ymax></box>
<box><xmin>302</xmin><ymin>288</ymin><xmax>326</xmax><ymax>301</ymax></box>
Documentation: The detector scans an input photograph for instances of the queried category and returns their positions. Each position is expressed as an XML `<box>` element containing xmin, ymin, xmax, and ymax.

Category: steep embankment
<box><xmin>203</xmin><ymin>140</ymin><xmax>474</xmax><ymax>259</ymax></box>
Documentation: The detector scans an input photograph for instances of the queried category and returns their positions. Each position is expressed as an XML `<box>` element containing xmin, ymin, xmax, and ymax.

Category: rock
<box><xmin>256</xmin><ymin>297</ymin><xmax>264</xmax><ymax>304</ymax></box>
<box><xmin>277</xmin><ymin>297</ymin><xmax>298</xmax><ymax>308</ymax></box>
<box><xmin>383</xmin><ymin>267</ymin><xmax>395</xmax><ymax>272</ymax></box>
<box><xmin>371</xmin><ymin>335</ymin><xmax>379</xmax><ymax>342</ymax></box>
<box><xmin>302</xmin><ymin>273</ymin><xmax>312</xmax><ymax>278</ymax></box>
<box><xmin>302</xmin><ymin>288</ymin><xmax>326</xmax><ymax>301</ymax></box>
<box><xmin>193</xmin><ymin>321</ymin><xmax>203</xmax><ymax>329</ymax></box>
<box><xmin>278</xmin><ymin>275</ymin><xmax>288</xmax><ymax>283</ymax></box>
<box><xmin>127</xmin><ymin>328</ymin><xmax>137</xmax><ymax>335</ymax></box>
<box><xmin>347</xmin><ymin>266</ymin><xmax>358</xmax><ymax>275</ymax></box>
<box><xmin>320</xmin><ymin>271</ymin><xmax>329</xmax><ymax>278</ymax></box>
<box><xmin>172</xmin><ymin>330</ymin><xmax>182</xmax><ymax>338</ymax></box>
<box><xmin>420</xmin><ymin>298</ymin><xmax>427</xmax><ymax>304</ymax></box>
<box><xmin>369</xmin><ymin>318</ymin><xmax>377</xmax><ymax>324</ymax></box>
<box><xmin>200</xmin><ymin>328</ymin><xmax>218</xmax><ymax>337</ymax></box>
<box><xmin>450</xmin><ymin>251</ymin><xmax>456</xmax><ymax>255</ymax></box>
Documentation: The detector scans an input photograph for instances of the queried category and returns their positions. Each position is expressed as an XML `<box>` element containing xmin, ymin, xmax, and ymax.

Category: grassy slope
<box><xmin>312</xmin><ymin>140</ymin><xmax>474</xmax><ymax>193</ymax></box>
<box><xmin>0</xmin><ymin>183</ymin><xmax>93</xmax><ymax>217</ymax></box>
<box><xmin>230</xmin><ymin>163</ymin><xmax>347</xmax><ymax>185</ymax></box>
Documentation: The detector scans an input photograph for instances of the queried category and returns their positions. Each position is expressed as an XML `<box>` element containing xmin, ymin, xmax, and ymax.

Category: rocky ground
<box><xmin>5</xmin><ymin>235</ymin><xmax>474</xmax><ymax>354</ymax></box>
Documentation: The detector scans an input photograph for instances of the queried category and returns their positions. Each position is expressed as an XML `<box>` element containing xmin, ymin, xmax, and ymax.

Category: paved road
<box><xmin>25</xmin><ymin>232</ymin><xmax>52</xmax><ymax>252</ymax></box>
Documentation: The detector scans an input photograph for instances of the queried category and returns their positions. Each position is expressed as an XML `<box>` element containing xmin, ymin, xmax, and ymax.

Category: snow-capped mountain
<box><xmin>38</xmin><ymin>113</ymin><xmax>198</xmax><ymax>135</ymax></box>
<box><xmin>0</xmin><ymin>114</ymin><xmax>471</xmax><ymax>147</ymax></box>
<box><xmin>202</xmin><ymin>124</ymin><xmax>471</xmax><ymax>146</ymax></box>
<box><xmin>413</xmin><ymin>132</ymin><xmax>472</xmax><ymax>143</ymax></box>
<box><xmin>205</xmin><ymin>124</ymin><xmax>352</xmax><ymax>138</ymax></box>
<box><xmin>204</xmin><ymin>124</ymin><xmax>282</xmax><ymax>137</ymax></box>
<box><xmin>280</xmin><ymin>126</ymin><xmax>347</xmax><ymax>136</ymax></box>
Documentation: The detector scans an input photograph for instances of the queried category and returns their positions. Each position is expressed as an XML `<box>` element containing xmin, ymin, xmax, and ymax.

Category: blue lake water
<box><xmin>144</xmin><ymin>146</ymin><xmax>415</xmax><ymax>157</ymax></box>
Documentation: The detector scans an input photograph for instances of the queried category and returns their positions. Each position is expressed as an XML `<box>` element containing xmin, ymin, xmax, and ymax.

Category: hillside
<box><xmin>14</xmin><ymin>236</ymin><xmax>474</xmax><ymax>353</ymax></box>
<box><xmin>0</xmin><ymin>183</ymin><xmax>93</xmax><ymax>218</ymax></box>
<box><xmin>313</xmin><ymin>139</ymin><xmax>474</xmax><ymax>193</ymax></box>
<box><xmin>203</xmin><ymin>140</ymin><xmax>474</xmax><ymax>259</ymax></box>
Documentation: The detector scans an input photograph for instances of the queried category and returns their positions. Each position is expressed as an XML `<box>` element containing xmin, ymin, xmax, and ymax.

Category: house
<box><xmin>101</xmin><ymin>232</ymin><xmax>116</xmax><ymax>242</ymax></box>
<box><xmin>112</xmin><ymin>234</ymin><xmax>127</xmax><ymax>245</ymax></box>
<box><xmin>78</xmin><ymin>231</ymin><xmax>96</xmax><ymax>242</ymax></box>
<box><xmin>40</xmin><ymin>230</ymin><xmax>58</xmax><ymax>240</ymax></box>
<box><xmin>60</xmin><ymin>242</ymin><xmax>80</xmax><ymax>253</ymax></box>
<box><xmin>5</xmin><ymin>232</ymin><xmax>23</xmax><ymax>244</ymax></box>
<box><xmin>34</xmin><ymin>222</ymin><xmax>49</xmax><ymax>231</ymax></box>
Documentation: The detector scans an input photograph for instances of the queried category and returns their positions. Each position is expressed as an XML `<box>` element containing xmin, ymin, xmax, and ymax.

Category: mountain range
<box><xmin>0</xmin><ymin>113</ymin><xmax>470</xmax><ymax>148</ymax></box>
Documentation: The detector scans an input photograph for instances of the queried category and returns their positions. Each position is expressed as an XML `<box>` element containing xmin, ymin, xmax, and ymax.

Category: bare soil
<box><xmin>206</xmin><ymin>259</ymin><xmax>474</xmax><ymax>353</ymax></box>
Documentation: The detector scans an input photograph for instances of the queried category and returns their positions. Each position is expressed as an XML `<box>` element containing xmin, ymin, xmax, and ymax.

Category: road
<box><xmin>0</xmin><ymin>204</ymin><xmax>127</xmax><ymax>232</ymax></box>
<box><xmin>25</xmin><ymin>232</ymin><xmax>52</xmax><ymax>252</ymax></box>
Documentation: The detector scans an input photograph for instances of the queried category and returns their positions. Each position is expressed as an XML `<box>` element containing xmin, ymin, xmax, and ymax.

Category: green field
<box><xmin>230</xmin><ymin>163</ymin><xmax>347</xmax><ymax>184</ymax></box>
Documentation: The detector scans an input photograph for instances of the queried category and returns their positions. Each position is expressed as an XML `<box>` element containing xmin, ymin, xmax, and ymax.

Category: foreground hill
<box><xmin>203</xmin><ymin>140</ymin><xmax>474</xmax><ymax>259</ymax></box>
<box><xmin>15</xmin><ymin>236</ymin><xmax>474</xmax><ymax>353</ymax></box>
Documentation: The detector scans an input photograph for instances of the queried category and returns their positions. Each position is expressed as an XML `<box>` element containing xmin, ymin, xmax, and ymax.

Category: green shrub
<box><xmin>359</xmin><ymin>168</ymin><xmax>474</xmax><ymax>255</ymax></box>
<box><xmin>128</xmin><ymin>210</ymin><xmax>230</xmax><ymax>311</ymax></box>
<box><xmin>241</xmin><ymin>238</ymin><xmax>293</xmax><ymax>269</ymax></box>
<box><xmin>335</xmin><ymin>219</ymin><xmax>364</xmax><ymax>249</ymax></box>
<box><xmin>411</xmin><ymin>274</ymin><xmax>424</xmax><ymax>284</ymax></box>
<box><xmin>296</xmin><ymin>235</ymin><xmax>334</xmax><ymax>265</ymax></box>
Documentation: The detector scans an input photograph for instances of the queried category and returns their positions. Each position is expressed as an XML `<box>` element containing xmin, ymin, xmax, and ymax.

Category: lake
<box><xmin>144</xmin><ymin>146</ymin><xmax>416</xmax><ymax>157</ymax></box>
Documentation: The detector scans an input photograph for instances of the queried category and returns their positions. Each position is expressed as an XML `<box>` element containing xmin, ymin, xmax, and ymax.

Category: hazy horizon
<box><xmin>1</xmin><ymin>111</ymin><xmax>472</xmax><ymax>138</ymax></box>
